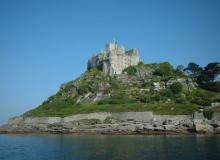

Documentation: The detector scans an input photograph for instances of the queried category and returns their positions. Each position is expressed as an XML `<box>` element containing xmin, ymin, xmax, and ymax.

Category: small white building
<box><xmin>87</xmin><ymin>41</ymin><xmax>141</xmax><ymax>75</ymax></box>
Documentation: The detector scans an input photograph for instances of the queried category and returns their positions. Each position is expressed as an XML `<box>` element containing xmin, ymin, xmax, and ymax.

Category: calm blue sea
<box><xmin>0</xmin><ymin>134</ymin><xmax>220</xmax><ymax>160</ymax></box>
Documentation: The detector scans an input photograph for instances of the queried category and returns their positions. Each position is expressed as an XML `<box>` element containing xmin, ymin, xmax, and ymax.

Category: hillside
<box><xmin>24</xmin><ymin>62</ymin><xmax>220</xmax><ymax>117</ymax></box>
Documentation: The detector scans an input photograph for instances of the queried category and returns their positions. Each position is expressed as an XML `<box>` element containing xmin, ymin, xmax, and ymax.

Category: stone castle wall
<box><xmin>87</xmin><ymin>42</ymin><xmax>141</xmax><ymax>76</ymax></box>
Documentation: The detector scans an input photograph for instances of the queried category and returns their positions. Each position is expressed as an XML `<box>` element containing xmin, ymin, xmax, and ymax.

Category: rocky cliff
<box><xmin>1</xmin><ymin>112</ymin><xmax>220</xmax><ymax>134</ymax></box>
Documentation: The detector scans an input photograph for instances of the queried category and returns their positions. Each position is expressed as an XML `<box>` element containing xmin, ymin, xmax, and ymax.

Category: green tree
<box><xmin>184</xmin><ymin>62</ymin><xmax>203</xmax><ymax>79</ymax></box>
<box><xmin>170</xmin><ymin>82</ymin><xmax>183</xmax><ymax>94</ymax></box>
<box><xmin>154</xmin><ymin>62</ymin><xmax>174</xmax><ymax>76</ymax></box>
<box><xmin>175</xmin><ymin>65</ymin><xmax>185</xmax><ymax>75</ymax></box>
<box><xmin>197</xmin><ymin>62</ymin><xmax>220</xmax><ymax>84</ymax></box>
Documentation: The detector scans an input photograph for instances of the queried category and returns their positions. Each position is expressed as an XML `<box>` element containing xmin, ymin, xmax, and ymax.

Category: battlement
<box><xmin>87</xmin><ymin>42</ymin><xmax>141</xmax><ymax>75</ymax></box>
<box><xmin>106</xmin><ymin>42</ymin><xmax>117</xmax><ymax>52</ymax></box>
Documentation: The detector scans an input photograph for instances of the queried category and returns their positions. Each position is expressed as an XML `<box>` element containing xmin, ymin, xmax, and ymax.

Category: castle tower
<box><xmin>87</xmin><ymin>41</ymin><xmax>141</xmax><ymax>76</ymax></box>
<box><xmin>105</xmin><ymin>41</ymin><xmax>117</xmax><ymax>52</ymax></box>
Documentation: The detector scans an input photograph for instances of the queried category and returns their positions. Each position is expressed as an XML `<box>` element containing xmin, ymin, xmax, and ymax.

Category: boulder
<box><xmin>143</xmin><ymin>124</ymin><xmax>155</xmax><ymax>131</ymax></box>
<box><xmin>143</xmin><ymin>124</ymin><xmax>165</xmax><ymax>131</ymax></box>
<box><xmin>211</xmin><ymin>102</ymin><xmax>220</xmax><ymax>107</ymax></box>
<box><xmin>195</xmin><ymin>123</ymin><xmax>214</xmax><ymax>133</ymax></box>
<box><xmin>163</xmin><ymin>125</ymin><xmax>176</xmax><ymax>131</ymax></box>
<box><xmin>153</xmin><ymin>82</ymin><xmax>165</xmax><ymax>91</ymax></box>
<box><xmin>96</xmin><ymin>82</ymin><xmax>110</xmax><ymax>92</ymax></box>
<box><xmin>214</xmin><ymin>127</ymin><xmax>220</xmax><ymax>133</ymax></box>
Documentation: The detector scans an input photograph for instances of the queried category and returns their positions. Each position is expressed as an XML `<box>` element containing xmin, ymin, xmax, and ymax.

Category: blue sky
<box><xmin>0</xmin><ymin>0</ymin><xmax>220</xmax><ymax>124</ymax></box>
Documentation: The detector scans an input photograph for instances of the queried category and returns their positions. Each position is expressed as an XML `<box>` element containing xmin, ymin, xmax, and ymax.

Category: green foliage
<box><xmin>174</xmin><ymin>94</ymin><xmax>186</xmax><ymax>104</ymax></box>
<box><xmin>184</xmin><ymin>62</ymin><xmax>203</xmax><ymax>79</ymax></box>
<box><xmin>123</xmin><ymin>66</ymin><xmax>137</xmax><ymax>76</ymax></box>
<box><xmin>160</xmin><ymin>89</ymin><xmax>174</xmax><ymax>98</ymax></box>
<box><xmin>207</xmin><ymin>106</ymin><xmax>220</xmax><ymax>113</ymax></box>
<box><xmin>185</xmin><ymin>62</ymin><xmax>220</xmax><ymax>92</ymax></box>
<box><xmin>153</xmin><ymin>62</ymin><xmax>174</xmax><ymax>76</ymax></box>
<box><xmin>24</xmin><ymin>103</ymin><xmax>199</xmax><ymax>117</ymax></box>
<box><xmin>170</xmin><ymin>82</ymin><xmax>183</xmax><ymax>94</ymax></box>
<box><xmin>203</xmin><ymin>110</ymin><xmax>214</xmax><ymax>120</ymax></box>
<box><xmin>191</xmin><ymin>89</ymin><xmax>215</xmax><ymax>106</ymax></box>
<box><xmin>77</xmin><ymin>85</ymin><xmax>89</xmax><ymax>95</ymax></box>
<box><xmin>98</xmin><ymin>96</ymin><xmax>136</xmax><ymax>104</ymax></box>
<box><xmin>202</xmin><ymin>62</ymin><xmax>220</xmax><ymax>83</ymax></box>
<box><xmin>141</xmin><ymin>81</ymin><xmax>151</xmax><ymax>88</ymax></box>
<box><xmin>138</xmin><ymin>61</ymin><xmax>144</xmax><ymax>66</ymax></box>
<box><xmin>175</xmin><ymin>65</ymin><xmax>185</xmax><ymax>77</ymax></box>
<box><xmin>137</xmin><ymin>95</ymin><xmax>151</xmax><ymax>103</ymax></box>
<box><xmin>88</xmin><ymin>67</ymin><xmax>102</xmax><ymax>74</ymax></box>
<box><xmin>200</xmin><ymin>81</ymin><xmax>220</xmax><ymax>93</ymax></box>
<box><xmin>109</xmin><ymin>77</ymin><xmax>120</xmax><ymax>89</ymax></box>
<box><xmin>24</xmin><ymin>60</ymin><xmax>220</xmax><ymax>118</ymax></box>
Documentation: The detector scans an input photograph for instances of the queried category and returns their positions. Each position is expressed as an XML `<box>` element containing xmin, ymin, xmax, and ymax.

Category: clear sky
<box><xmin>0</xmin><ymin>0</ymin><xmax>220</xmax><ymax>124</ymax></box>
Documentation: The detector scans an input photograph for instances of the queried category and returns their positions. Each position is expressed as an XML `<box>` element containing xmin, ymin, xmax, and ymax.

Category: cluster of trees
<box><xmin>183</xmin><ymin>62</ymin><xmax>220</xmax><ymax>92</ymax></box>
<box><xmin>154</xmin><ymin>62</ymin><xmax>174</xmax><ymax>76</ymax></box>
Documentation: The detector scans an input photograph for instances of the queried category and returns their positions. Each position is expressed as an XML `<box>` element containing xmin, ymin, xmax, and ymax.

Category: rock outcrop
<box><xmin>1</xmin><ymin>111</ymin><xmax>220</xmax><ymax>134</ymax></box>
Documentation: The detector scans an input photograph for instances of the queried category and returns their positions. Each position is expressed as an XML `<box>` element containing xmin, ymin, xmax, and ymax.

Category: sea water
<box><xmin>0</xmin><ymin>134</ymin><xmax>220</xmax><ymax>160</ymax></box>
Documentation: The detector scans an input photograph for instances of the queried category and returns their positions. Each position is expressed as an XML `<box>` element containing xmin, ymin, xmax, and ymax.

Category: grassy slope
<box><xmin>24</xmin><ymin>63</ymin><xmax>220</xmax><ymax>117</ymax></box>
<box><xmin>205</xmin><ymin>106</ymin><xmax>220</xmax><ymax>113</ymax></box>
<box><xmin>24</xmin><ymin>103</ymin><xmax>198</xmax><ymax>117</ymax></box>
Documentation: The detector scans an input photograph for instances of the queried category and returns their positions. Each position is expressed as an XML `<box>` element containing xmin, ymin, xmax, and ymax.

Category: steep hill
<box><xmin>25</xmin><ymin>62</ymin><xmax>220</xmax><ymax>117</ymax></box>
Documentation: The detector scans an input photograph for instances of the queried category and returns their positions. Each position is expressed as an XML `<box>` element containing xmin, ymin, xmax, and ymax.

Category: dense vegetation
<box><xmin>24</xmin><ymin>62</ymin><xmax>220</xmax><ymax>117</ymax></box>
<box><xmin>184</xmin><ymin>62</ymin><xmax>220</xmax><ymax>92</ymax></box>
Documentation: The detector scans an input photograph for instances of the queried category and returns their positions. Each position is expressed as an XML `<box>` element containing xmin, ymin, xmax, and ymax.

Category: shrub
<box><xmin>98</xmin><ymin>96</ymin><xmax>136</xmax><ymax>104</ymax></box>
<box><xmin>170</xmin><ymin>82</ymin><xmax>183</xmax><ymax>94</ymax></box>
<box><xmin>203</xmin><ymin>110</ymin><xmax>214</xmax><ymax>120</ymax></box>
<box><xmin>138</xmin><ymin>61</ymin><xmax>144</xmax><ymax>66</ymax></box>
<box><xmin>175</xmin><ymin>65</ymin><xmax>184</xmax><ymax>75</ymax></box>
<box><xmin>160</xmin><ymin>89</ymin><xmax>174</xmax><ymax>98</ymax></box>
<box><xmin>174</xmin><ymin>94</ymin><xmax>186</xmax><ymax>104</ymax></box>
<box><xmin>150</xmin><ymin>94</ymin><xmax>161</xmax><ymax>102</ymax></box>
<box><xmin>191</xmin><ymin>97</ymin><xmax>210</xmax><ymax>106</ymax></box>
<box><xmin>191</xmin><ymin>89</ymin><xmax>213</xmax><ymax>106</ymax></box>
<box><xmin>138</xmin><ymin>95</ymin><xmax>151</xmax><ymax>103</ymax></box>
<box><xmin>123</xmin><ymin>66</ymin><xmax>137</xmax><ymax>76</ymax></box>
<box><xmin>154</xmin><ymin>68</ymin><xmax>164</xmax><ymax>76</ymax></box>
<box><xmin>201</xmin><ymin>81</ymin><xmax>220</xmax><ymax>92</ymax></box>
<box><xmin>153</xmin><ymin>62</ymin><xmax>174</xmax><ymax>76</ymax></box>
<box><xmin>77</xmin><ymin>85</ymin><xmax>89</xmax><ymax>95</ymax></box>
<box><xmin>109</xmin><ymin>77</ymin><xmax>119</xmax><ymax>89</ymax></box>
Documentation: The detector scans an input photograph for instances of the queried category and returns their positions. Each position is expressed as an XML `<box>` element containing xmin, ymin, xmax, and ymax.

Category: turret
<box><xmin>105</xmin><ymin>41</ymin><xmax>117</xmax><ymax>52</ymax></box>
<box><xmin>126</xmin><ymin>48</ymin><xmax>139</xmax><ymax>56</ymax></box>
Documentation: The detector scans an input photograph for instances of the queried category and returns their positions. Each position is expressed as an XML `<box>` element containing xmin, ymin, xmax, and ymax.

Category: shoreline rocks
<box><xmin>1</xmin><ymin>111</ymin><xmax>220</xmax><ymax>135</ymax></box>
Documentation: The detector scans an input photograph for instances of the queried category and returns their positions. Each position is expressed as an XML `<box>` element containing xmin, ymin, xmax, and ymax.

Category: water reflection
<box><xmin>0</xmin><ymin>135</ymin><xmax>220</xmax><ymax>160</ymax></box>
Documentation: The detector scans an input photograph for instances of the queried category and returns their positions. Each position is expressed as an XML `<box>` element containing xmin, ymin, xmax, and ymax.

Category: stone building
<box><xmin>87</xmin><ymin>41</ymin><xmax>141</xmax><ymax>75</ymax></box>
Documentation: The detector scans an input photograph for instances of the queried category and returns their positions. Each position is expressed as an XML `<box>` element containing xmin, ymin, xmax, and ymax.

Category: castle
<box><xmin>87</xmin><ymin>41</ymin><xmax>141</xmax><ymax>75</ymax></box>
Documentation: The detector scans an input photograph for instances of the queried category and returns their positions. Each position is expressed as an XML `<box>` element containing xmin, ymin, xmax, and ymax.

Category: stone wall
<box><xmin>154</xmin><ymin>115</ymin><xmax>192</xmax><ymax>125</ymax></box>
<box><xmin>213</xmin><ymin>112</ymin><xmax>220</xmax><ymax>121</ymax></box>
<box><xmin>8</xmin><ymin>112</ymin><xmax>190</xmax><ymax>125</ymax></box>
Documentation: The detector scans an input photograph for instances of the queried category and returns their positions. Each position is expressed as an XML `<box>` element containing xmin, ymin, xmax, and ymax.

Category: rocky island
<box><xmin>1</xmin><ymin>41</ymin><xmax>220</xmax><ymax>134</ymax></box>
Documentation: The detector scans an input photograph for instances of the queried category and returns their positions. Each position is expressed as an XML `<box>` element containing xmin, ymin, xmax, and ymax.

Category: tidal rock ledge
<box><xmin>1</xmin><ymin>112</ymin><xmax>220</xmax><ymax>134</ymax></box>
